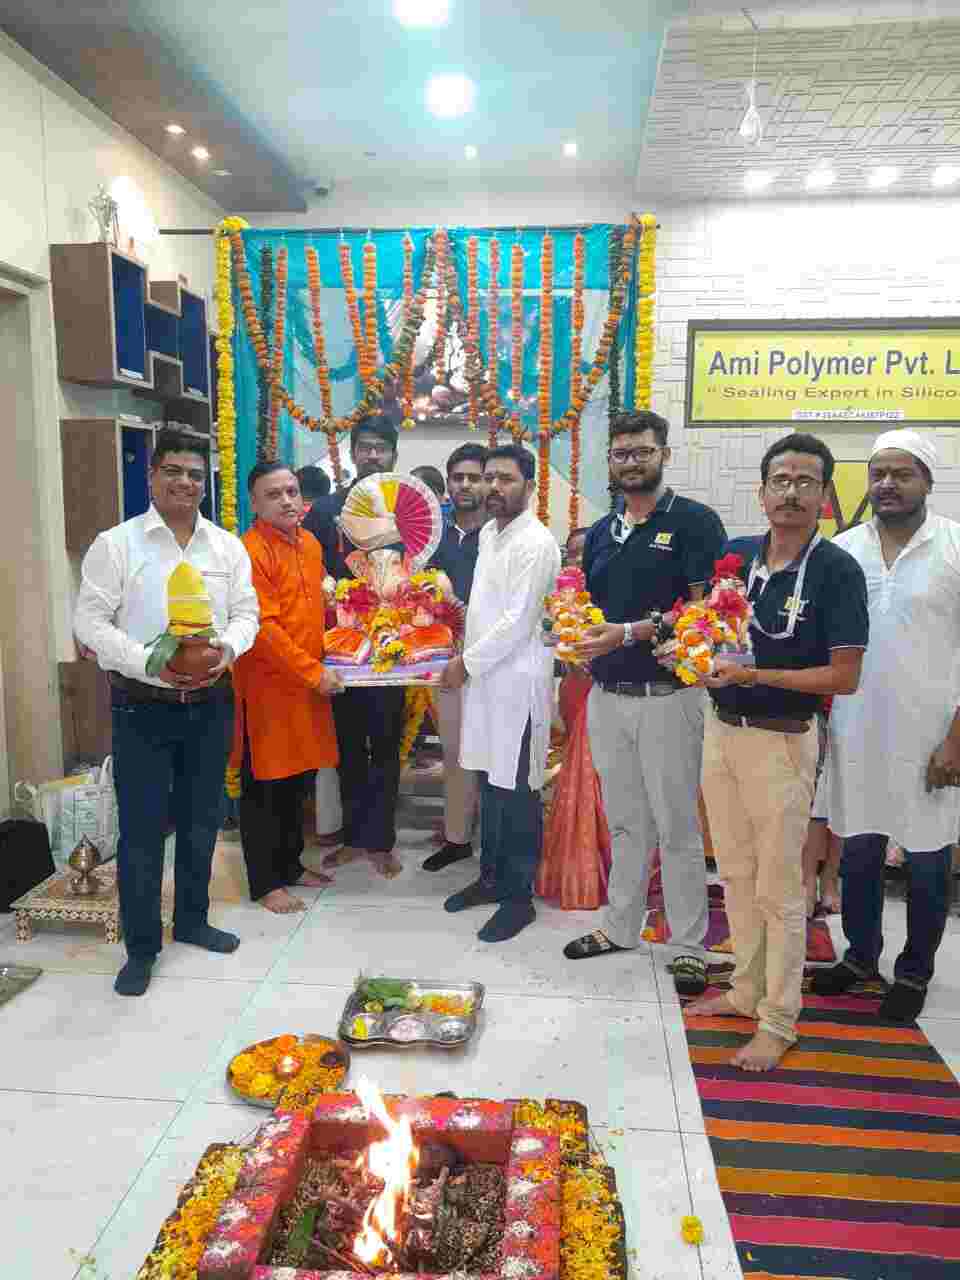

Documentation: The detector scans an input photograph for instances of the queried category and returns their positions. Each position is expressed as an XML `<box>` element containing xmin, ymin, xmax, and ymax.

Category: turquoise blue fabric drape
<box><xmin>233</xmin><ymin>226</ymin><xmax>638</xmax><ymax>530</ymax></box>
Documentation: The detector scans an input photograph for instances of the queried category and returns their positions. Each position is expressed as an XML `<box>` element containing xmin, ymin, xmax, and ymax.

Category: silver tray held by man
<box><xmin>339</xmin><ymin>975</ymin><xmax>485</xmax><ymax>1049</ymax></box>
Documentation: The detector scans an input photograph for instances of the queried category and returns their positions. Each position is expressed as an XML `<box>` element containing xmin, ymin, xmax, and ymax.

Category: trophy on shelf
<box><xmin>88</xmin><ymin>184</ymin><xmax>119</xmax><ymax>245</ymax></box>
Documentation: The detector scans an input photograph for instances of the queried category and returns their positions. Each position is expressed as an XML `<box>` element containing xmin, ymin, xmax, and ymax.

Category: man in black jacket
<box><xmin>303</xmin><ymin>416</ymin><xmax>406</xmax><ymax>877</ymax></box>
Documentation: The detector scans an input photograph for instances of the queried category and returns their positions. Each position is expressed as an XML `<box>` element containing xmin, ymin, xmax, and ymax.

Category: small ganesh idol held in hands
<box><xmin>541</xmin><ymin>567</ymin><xmax>605</xmax><ymax>664</ymax></box>
<box><xmin>657</xmin><ymin>553</ymin><xmax>755</xmax><ymax>685</ymax></box>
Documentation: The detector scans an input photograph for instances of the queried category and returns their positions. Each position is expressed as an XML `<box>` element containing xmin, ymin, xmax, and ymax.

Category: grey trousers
<box><xmin>436</xmin><ymin>687</ymin><xmax>479</xmax><ymax>845</ymax></box>
<box><xmin>588</xmin><ymin>684</ymin><xmax>709</xmax><ymax>956</ymax></box>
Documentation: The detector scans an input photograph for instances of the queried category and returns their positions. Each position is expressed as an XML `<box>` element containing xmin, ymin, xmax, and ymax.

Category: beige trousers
<box><xmin>701</xmin><ymin>703</ymin><xmax>818</xmax><ymax>1043</ymax></box>
<box><xmin>435</xmin><ymin>687</ymin><xmax>479</xmax><ymax>845</ymax></box>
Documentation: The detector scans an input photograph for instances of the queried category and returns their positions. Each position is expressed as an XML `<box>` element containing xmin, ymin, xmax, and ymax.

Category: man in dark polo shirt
<box><xmin>686</xmin><ymin>432</ymin><xmax>868</xmax><ymax>1073</ymax></box>
<box><xmin>563</xmin><ymin>410</ymin><xmax>726</xmax><ymax>992</ymax></box>
<box><xmin>303</xmin><ymin>415</ymin><xmax>407</xmax><ymax>877</ymax></box>
<box><xmin>423</xmin><ymin>442</ymin><xmax>489</xmax><ymax>871</ymax></box>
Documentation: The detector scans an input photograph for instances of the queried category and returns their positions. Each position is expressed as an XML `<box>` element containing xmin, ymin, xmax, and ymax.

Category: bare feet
<box><xmin>261</xmin><ymin>888</ymin><xmax>307</xmax><ymax>914</ymax></box>
<box><xmin>819</xmin><ymin>875</ymin><xmax>841</xmax><ymax>914</ymax></box>
<box><xmin>322</xmin><ymin>844</ymin><xmax>364</xmax><ymax>869</ymax></box>
<box><xmin>296</xmin><ymin>870</ymin><xmax>333</xmax><ymax>888</ymax></box>
<box><xmin>369</xmin><ymin>851</ymin><xmax>403</xmax><ymax>879</ymax></box>
<box><xmin>731</xmin><ymin>1029</ymin><xmax>793</xmax><ymax>1072</ymax></box>
<box><xmin>684</xmin><ymin>992</ymin><xmax>745</xmax><ymax>1019</ymax></box>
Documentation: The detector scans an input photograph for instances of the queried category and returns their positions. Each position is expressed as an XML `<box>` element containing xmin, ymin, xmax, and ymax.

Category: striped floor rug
<box><xmin>684</xmin><ymin>989</ymin><xmax>960</xmax><ymax>1279</ymax></box>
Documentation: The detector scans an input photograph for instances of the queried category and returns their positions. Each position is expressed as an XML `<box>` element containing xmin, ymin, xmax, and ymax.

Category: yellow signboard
<box><xmin>687</xmin><ymin>322</ymin><xmax>960</xmax><ymax>426</ymax></box>
<box><xmin>819</xmin><ymin>461</ymin><xmax>870</xmax><ymax>538</ymax></box>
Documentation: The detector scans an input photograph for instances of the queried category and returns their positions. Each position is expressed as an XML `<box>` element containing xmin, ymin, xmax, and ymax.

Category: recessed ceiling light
<box><xmin>743</xmin><ymin>170</ymin><xmax>775</xmax><ymax>192</ymax></box>
<box><xmin>191</xmin><ymin>145</ymin><xmax>210</xmax><ymax>162</ymax></box>
<box><xmin>464</xmin><ymin>144</ymin><xmax>478</xmax><ymax>160</ymax></box>
<box><xmin>425</xmin><ymin>73</ymin><xmax>475</xmax><ymax>119</ymax></box>
<box><xmin>868</xmin><ymin>166</ymin><xmax>899</xmax><ymax>189</ymax></box>
<box><xmin>932</xmin><ymin>164</ymin><xmax>960</xmax><ymax>187</ymax></box>
<box><xmin>393</xmin><ymin>0</ymin><xmax>450</xmax><ymax>26</ymax></box>
<box><xmin>212</xmin><ymin>169</ymin><xmax>232</xmax><ymax>177</ymax></box>
<box><xmin>805</xmin><ymin>167</ymin><xmax>835</xmax><ymax>190</ymax></box>
<box><xmin>165</xmin><ymin>123</ymin><xmax>185</xmax><ymax>136</ymax></box>
<box><xmin>563</xmin><ymin>141</ymin><xmax>578</xmax><ymax>158</ymax></box>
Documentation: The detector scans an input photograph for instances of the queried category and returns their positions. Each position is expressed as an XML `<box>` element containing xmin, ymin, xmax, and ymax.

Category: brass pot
<box><xmin>68</xmin><ymin>836</ymin><xmax>102</xmax><ymax>896</ymax></box>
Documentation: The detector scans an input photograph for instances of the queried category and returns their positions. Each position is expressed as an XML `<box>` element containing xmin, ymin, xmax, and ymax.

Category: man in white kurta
<box><xmin>439</xmin><ymin>445</ymin><xmax>561</xmax><ymax>943</ymax></box>
<box><xmin>814</xmin><ymin>429</ymin><xmax>960</xmax><ymax>1022</ymax></box>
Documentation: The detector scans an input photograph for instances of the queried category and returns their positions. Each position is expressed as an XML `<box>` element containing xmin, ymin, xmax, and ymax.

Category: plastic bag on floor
<box><xmin>14</xmin><ymin>756</ymin><xmax>118</xmax><ymax>866</ymax></box>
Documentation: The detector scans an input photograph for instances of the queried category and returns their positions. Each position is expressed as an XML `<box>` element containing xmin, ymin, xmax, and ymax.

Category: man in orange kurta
<box><xmin>231</xmin><ymin>463</ymin><xmax>343</xmax><ymax>913</ymax></box>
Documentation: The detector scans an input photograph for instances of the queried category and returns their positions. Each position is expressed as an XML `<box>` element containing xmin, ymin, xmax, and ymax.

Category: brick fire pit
<box><xmin>197</xmin><ymin>1093</ymin><xmax>562</xmax><ymax>1280</ymax></box>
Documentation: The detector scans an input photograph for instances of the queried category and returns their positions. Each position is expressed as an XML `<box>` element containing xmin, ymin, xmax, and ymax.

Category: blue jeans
<box><xmin>841</xmin><ymin>832</ymin><xmax>953</xmax><ymax>989</ymax></box>
<box><xmin>111</xmin><ymin>694</ymin><xmax>233</xmax><ymax>959</ymax></box>
<box><xmin>478</xmin><ymin>721</ymin><xmax>542</xmax><ymax>904</ymax></box>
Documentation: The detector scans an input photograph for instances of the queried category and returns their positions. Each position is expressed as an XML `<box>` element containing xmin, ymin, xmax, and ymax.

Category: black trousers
<box><xmin>239</xmin><ymin>752</ymin><xmax>316</xmax><ymax>901</ymax></box>
<box><xmin>332</xmin><ymin>686</ymin><xmax>406</xmax><ymax>853</ymax></box>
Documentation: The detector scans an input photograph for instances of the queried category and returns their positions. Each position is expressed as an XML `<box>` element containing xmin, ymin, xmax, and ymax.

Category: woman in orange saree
<box><xmin>536</xmin><ymin>531</ymin><xmax>612</xmax><ymax>909</ymax></box>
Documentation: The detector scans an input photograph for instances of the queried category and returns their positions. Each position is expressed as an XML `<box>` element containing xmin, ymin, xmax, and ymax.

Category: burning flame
<box><xmin>353</xmin><ymin>1077</ymin><xmax>419</xmax><ymax>1266</ymax></box>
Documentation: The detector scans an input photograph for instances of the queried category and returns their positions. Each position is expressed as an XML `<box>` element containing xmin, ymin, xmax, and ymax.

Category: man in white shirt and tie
<box><xmin>439</xmin><ymin>444</ymin><xmax>561</xmax><ymax>942</ymax></box>
<box><xmin>814</xmin><ymin>429</ymin><xmax>960</xmax><ymax>1022</ymax></box>
<box><xmin>74</xmin><ymin>429</ymin><xmax>259</xmax><ymax>995</ymax></box>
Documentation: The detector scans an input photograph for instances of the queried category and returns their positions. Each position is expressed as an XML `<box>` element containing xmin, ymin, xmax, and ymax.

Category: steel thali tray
<box><xmin>339</xmin><ymin>978</ymin><xmax>485</xmax><ymax>1049</ymax></box>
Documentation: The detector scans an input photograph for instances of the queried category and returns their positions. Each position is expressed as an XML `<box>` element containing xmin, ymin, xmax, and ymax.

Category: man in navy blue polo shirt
<box><xmin>686</xmin><ymin>433</ymin><xmax>868</xmax><ymax>1072</ymax></box>
<box><xmin>563</xmin><ymin>410</ymin><xmax>726</xmax><ymax>993</ymax></box>
<box><xmin>423</xmin><ymin>442</ymin><xmax>489</xmax><ymax>872</ymax></box>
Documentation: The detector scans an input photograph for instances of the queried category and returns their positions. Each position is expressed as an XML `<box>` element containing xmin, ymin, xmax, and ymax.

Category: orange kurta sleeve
<box><xmin>247</xmin><ymin>534</ymin><xmax>326</xmax><ymax>689</ymax></box>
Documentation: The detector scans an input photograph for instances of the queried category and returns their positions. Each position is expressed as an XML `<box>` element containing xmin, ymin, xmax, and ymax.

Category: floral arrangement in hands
<box><xmin>656</xmin><ymin>554</ymin><xmax>754</xmax><ymax>686</ymax></box>
<box><xmin>542</xmin><ymin>567</ymin><xmax>605</xmax><ymax>664</ymax></box>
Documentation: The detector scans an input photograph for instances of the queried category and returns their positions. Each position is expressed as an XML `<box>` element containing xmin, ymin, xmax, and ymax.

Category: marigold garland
<box><xmin>466</xmin><ymin>235</ymin><xmax>481</xmax><ymax>431</ymax></box>
<box><xmin>305</xmin><ymin>245</ymin><xmax>343</xmax><ymax>486</ymax></box>
<box><xmin>537</xmin><ymin>233</ymin><xmax>554</xmax><ymax>525</ymax></box>
<box><xmin>338</xmin><ymin>240</ymin><xmax>370</xmax><ymax>388</ymax></box>
<box><xmin>267</xmin><ymin>244</ymin><xmax>288</xmax><ymax>461</ymax></box>
<box><xmin>401</xmin><ymin>233</ymin><xmax>415</xmax><ymax>428</ymax></box>
<box><xmin>434</xmin><ymin>228</ymin><xmax>448</xmax><ymax>385</ymax></box>
<box><xmin>606</xmin><ymin>228</ymin><xmax>624</xmax><ymax>431</ymax></box>
<box><xmin>487</xmin><ymin>237</ymin><xmax>501</xmax><ymax>446</ymax></box>
<box><xmin>232</xmin><ymin>232</ymin><xmax>436</xmax><ymax>439</ymax></box>
<box><xmin>256</xmin><ymin>245</ymin><xmax>273</xmax><ymax>461</ymax></box>
<box><xmin>362</xmin><ymin>239</ymin><xmax>379</xmax><ymax>379</ymax></box>
<box><xmin>634</xmin><ymin>212</ymin><xmax>657</xmax><ymax>410</ymax></box>
<box><xmin>400</xmin><ymin>685</ymin><xmax>433</xmax><ymax>763</ymax></box>
<box><xmin>569</xmin><ymin>231</ymin><xmax>585</xmax><ymax>530</ymax></box>
<box><xmin>509</xmin><ymin>241</ymin><xmax>525</xmax><ymax>440</ymax></box>
<box><xmin>213</xmin><ymin>217</ymin><xmax>247</xmax><ymax>539</ymax></box>
<box><xmin>135</xmin><ymin>1143</ymin><xmax>245</xmax><ymax>1280</ymax></box>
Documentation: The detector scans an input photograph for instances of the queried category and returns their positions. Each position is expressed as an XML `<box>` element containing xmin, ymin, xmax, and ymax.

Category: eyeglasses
<box><xmin>765</xmin><ymin>475</ymin><xmax>822</xmax><ymax>495</ymax></box>
<box><xmin>158</xmin><ymin>464</ymin><xmax>206</xmax><ymax>484</ymax></box>
<box><xmin>609</xmin><ymin>447</ymin><xmax>661</xmax><ymax>464</ymax></box>
<box><xmin>354</xmin><ymin>442</ymin><xmax>394</xmax><ymax>458</ymax></box>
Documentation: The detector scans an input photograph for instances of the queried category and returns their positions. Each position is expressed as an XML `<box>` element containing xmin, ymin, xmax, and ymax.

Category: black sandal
<box><xmin>671</xmin><ymin>954</ymin><xmax>708</xmax><ymax>997</ymax></box>
<box><xmin>563</xmin><ymin>930</ymin><xmax>628</xmax><ymax>961</ymax></box>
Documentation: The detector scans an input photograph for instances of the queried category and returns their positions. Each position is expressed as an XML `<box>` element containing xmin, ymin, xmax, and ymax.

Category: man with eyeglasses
<box><xmin>562</xmin><ymin>410</ymin><xmax>726</xmax><ymax>996</ymax></box>
<box><xmin>303</xmin><ymin>416</ymin><xmax>408</xmax><ymax>877</ymax></box>
<box><xmin>813</xmin><ymin>429</ymin><xmax>960</xmax><ymax>1022</ymax></box>
<box><xmin>74</xmin><ymin>428</ymin><xmax>260</xmax><ymax>996</ymax></box>
<box><xmin>686</xmin><ymin>433</ymin><xmax>868</xmax><ymax>1071</ymax></box>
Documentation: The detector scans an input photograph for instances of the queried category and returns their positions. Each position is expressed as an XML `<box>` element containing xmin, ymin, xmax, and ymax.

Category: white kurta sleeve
<box><xmin>462</xmin><ymin>538</ymin><xmax>558</xmax><ymax>679</ymax></box>
<box><xmin>74</xmin><ymin>534</ymin><xmax>149</xmax><ymax>679</ymax></box>
<box><xmin>219</xmin><ymin>538</ymin><xmax>260</xmax><ymax>660</ymax></box>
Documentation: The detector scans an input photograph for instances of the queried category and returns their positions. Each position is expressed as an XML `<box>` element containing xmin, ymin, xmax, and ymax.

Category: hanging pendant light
<box><xmin>738</xmin><ymin>9</ymin><xmax>764</xmax><ymax>147</ymax></box>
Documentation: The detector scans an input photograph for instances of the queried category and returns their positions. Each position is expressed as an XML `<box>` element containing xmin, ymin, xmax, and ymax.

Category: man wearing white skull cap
<box><xmin>814</xmin><ymin>428</ymin><xmax>960</xmax><ymax>1021</ymax></box>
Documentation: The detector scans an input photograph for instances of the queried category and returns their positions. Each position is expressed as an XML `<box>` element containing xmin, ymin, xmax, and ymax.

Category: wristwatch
<box><xmin>621</xmin><ymin>622</ymin><xmax>636</xmax><ymax>647</ymax></box>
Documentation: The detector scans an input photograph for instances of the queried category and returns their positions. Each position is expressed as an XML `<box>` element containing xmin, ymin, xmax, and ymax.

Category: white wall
<box><xmin>0</xmin><ymin>31</ymin><xmax>223</xmax><ymax>784</ymax></box>
<box><xmin>244</xmin><ymin>179</ymin><xmax>635</xmax><ymax>231</ymax></box>
<box><xmin>652</xmin><ymin>195</ymin><xmax>960</xmax><ymax>535</ymax></box>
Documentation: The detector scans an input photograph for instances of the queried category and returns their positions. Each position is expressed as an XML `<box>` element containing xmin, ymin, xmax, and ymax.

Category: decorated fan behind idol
<box><xmin>339</xmin><ymin>471</ymin><xmax>442</xmax><ymax>567</ymax></box>
<box><xmin>323</xmin><ymin>472</ymin><xmax>464</xmax><ymax>684</ymax></box>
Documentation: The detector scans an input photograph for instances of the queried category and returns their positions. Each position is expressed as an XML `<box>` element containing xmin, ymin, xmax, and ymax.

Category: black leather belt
<box><xmin>109</xmin><ymin>673</ymin><xmax>233</xmax><ymax>706</ymax></box>
<box><xmin>715</xmin><ymin>709</ymin><xmax>810</xmax><ymax>735</ymax></box>
<box><xmin>597</xmin><ymin>681</ymin><xmax>677</xmax><ymax>698</ymax></box>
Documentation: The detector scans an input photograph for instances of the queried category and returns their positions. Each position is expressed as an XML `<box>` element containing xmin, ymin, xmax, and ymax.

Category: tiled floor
<box><xmin>1</xmin><ymin>815</ymin><xmax>958</xmax><ymax>1280</ymax></box>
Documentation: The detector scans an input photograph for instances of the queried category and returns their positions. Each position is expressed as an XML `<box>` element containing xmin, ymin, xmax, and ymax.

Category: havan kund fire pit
<box><xmin>192</xmin><ymin>1084</ymin><xmax>563</xmax><ymax>1280</ymax></box>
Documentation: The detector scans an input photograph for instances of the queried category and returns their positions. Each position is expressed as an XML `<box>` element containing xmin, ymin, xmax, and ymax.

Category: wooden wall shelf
<box><xmin>50</xmin><ymin>243</ymin><xmax>212</xmax><ymax>433</ymax></box>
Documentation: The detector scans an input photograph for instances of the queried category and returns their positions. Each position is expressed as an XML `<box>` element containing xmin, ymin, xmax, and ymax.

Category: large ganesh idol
<box><xmin>321</xmin><ymin>472</ymin><xmax>465</xmax><ymax>683</ymax></box>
